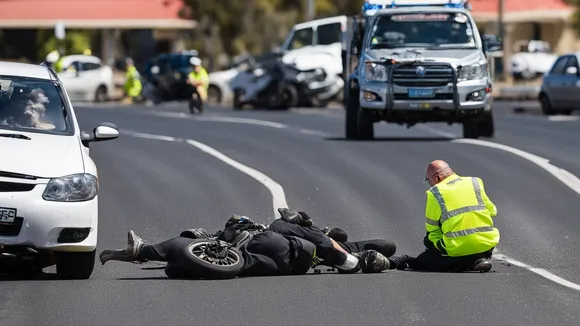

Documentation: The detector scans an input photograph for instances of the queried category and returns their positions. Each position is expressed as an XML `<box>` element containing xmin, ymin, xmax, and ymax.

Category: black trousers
<box><xmin>268</xmin><ymin>219</ymin><xmax>397</xmax><ymax>261</ymax></box>
<box><xmin>138</xmin><ymin>231</ymin><xmax>316</xmax><ymax>279</ymax></box>
<box><xmin>408</xmin><ymin>238</ymin><xmax>494</xmax><ymax>272</ymax></box>
<box><xmin>268</xmin><ymin>219</ymin><xmax>347</xmax><ymax>266</ymax></box>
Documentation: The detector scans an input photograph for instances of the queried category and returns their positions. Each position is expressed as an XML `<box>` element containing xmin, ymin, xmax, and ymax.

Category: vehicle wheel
<box><xmin>560</xmin><ymin>109</ymin><xmax>572</xmax><ymax>115</ymax></box>
<box><xmin>174</xmin><ymin>239</ymin><xmax>245</xmax><ymax>280</ymax></box>
<box><xmin>281</xmin><ymin>84</ymin><xmax>299</xmax><ymax>109</ymax></box>
<box><xmin>540</xmin><ymin>94</ymin><xmax>556</xmax><ymax>115</ymax></box>
<box><xmin>233</xmin><ymin>89</ymin><xmax>244</xmax><ymax>110</ymax></box>
<box><xmin>345</xmin><ymin>94</ymin><xmax>359</xmax><ymax>139</ymax></box>
<box><xmin>94</xmin><ymin>85</ymin><xmax>108</xmax><ymax>103</ymax></box>
<box><xmin>55</xmin><ymin>250</ymin><xmax>96</xmax><ymax>280</ymax></box>
<box><xmin>478</xmin><ymin>112</ymin><xmax>495</xmax><ymax>138</ymax></box>
<box><xmin>207</xmin><ymin>85</ymin><xmax>221</xmax><ymax>104</ymax></box>
<box><xmin>357</xmin><ymin>109</ymin><xmax>375</xmax><ymax>140</ymax></box>
<box><xmin>462</xmin><ymin>119</ymin><xmax>479</xmax><ymax>139</ymax></box>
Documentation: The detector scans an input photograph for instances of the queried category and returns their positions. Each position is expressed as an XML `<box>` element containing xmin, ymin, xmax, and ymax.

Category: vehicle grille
<box><xmin>394</xmin><ymin>93</ymin><xmax>453</xmax><ymax>100</ymax></box>
<box><xmin>0</xmin><ymin>182</ymin><xmax>35</xmax><ymax>192</ymax></box>
<box><xmin>0</xmin><ymin>217</ymin><xmax>24</xmax><ymax>236</ymax></box>
<box><xmin>392</xmin><ymin>64</ymin><xmax>454</xmax><ymax>87</ymax></box>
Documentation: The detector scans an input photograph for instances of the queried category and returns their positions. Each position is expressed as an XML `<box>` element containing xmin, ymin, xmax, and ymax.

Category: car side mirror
<box><xmin>81</xmin><ymin>122</ymin><xmax>119</xmax><ymax>147</ymax></box>
<box><xmin>566</xmin><ymin>66</ymin><xmax>578</xmax><ymax>75</ymax></box>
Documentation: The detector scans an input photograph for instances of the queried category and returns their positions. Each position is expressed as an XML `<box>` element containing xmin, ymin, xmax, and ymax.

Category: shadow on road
<box><xmin>324</xmin><ymin>137</ymin><xmax>455</xmax><ymax>142</ymax></box>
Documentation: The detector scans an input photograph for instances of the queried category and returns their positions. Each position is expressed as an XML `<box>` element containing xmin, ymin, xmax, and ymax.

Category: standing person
<box><xmin>387</xmin><ymin>160</ymin><xmax>500</xmax><ymax>272</ymax></box>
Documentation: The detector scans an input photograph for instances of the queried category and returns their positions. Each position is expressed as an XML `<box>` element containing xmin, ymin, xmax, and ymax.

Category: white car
<box><xmin>0</xmin><ymin>61</ymin><xmax>118</xmax><ymax>279</ymax></box>
<box><xmin>57</xmin><ymin>55</ymin><xmax>115</xmax><ymax>102</ymax></box>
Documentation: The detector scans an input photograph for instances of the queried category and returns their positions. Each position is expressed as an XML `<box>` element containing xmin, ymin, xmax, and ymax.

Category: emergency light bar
<box><xmin>362</xmin><ymin>0</ymin><xmax>470</xmax><ymax>16</ymax></box>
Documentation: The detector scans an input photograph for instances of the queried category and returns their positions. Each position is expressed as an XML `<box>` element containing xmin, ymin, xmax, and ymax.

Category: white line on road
<box><xmin>548</xmin><ymin>116</ymin><xmax>579</xmax><ymax>121</ymax></box>
<box><xmin>453</xmin><ymin>139</ymin><xmax>580</xmax><ymax>196</ymax></box>
<box><xmin>121</xmin><ymin>130</ymin><xmax>287</xmax><ymax>219</ymax></box>
<box><xmin>149</xmin><ymin>111</ymin><xmax>289</xmax><ymax>129</ymax></box>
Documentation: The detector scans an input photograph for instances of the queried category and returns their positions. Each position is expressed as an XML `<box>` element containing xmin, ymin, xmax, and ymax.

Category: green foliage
<box><xmin>181</xmin><ymin>0</ymin><xmax>365</xmax><ymax>62</ymax></box>
<box><xmin>563</xmin><ymin>0</ymin><xmax>580</xmax><ymax>35</ymax></box>
<box><xmin>36</xmin><ymin>30</ymin><xmax>94</xmax><ymax>61</ymax></box>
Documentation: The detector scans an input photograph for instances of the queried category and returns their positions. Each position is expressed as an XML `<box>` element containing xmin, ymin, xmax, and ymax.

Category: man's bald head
<box><xmin>425</xmin><ymin>160</ymin><xmax>454</xmax><ymax>186</ymax></box>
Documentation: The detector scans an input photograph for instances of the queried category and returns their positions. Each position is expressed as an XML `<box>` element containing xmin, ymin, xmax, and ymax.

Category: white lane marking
<box><xmin>548</xmin><ymin>116</ymin><xmax>579</xmax><ymax>121</ymax></box>
<box><xmin>493</xmin><ymin>253</ymin><xmax>580</xmax><ymax>291</ymax></box>
<box><xmin>453</xmin><ymin>139</ymin><xmax>580</xmax><ymax>196</ymax></box>
<box><xmin>183</xmin><ymin>139</ymin><xmax>288</xmax><ymax>219</ymax></box>
<box><xmin>415</xmin><ymin>125</ymin><xmax>457</xmax><ymax>138</ymax></box>
<box><xmin>298</xmin><ymin>129</ymin><xmax>332</xmax><ymax>137</ymax></box>
<box><xmin>148</xmin><ymin>111</ymin><xmax>289</xmax><ymax>129</ymax></box>
<box><xmin>121</xmin><ymin>130</ymin><xmax>287</xmax><ymax>219</ymax></box>
<box><xmin>413</xmin><ymin>128</ymin><xmax>580</xmax><ymax>291</ymax></box>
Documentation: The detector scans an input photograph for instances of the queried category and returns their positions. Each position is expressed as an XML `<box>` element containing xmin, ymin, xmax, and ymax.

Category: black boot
<box><xmin>99</xmin><ymin>230</ymin><xmax>147</xmax><ymax>265</ymax></box>
<box><xmin>472</xmin><ymin>258</ymin><xmax>492</xmax><ymax>273</ymax></box>
<box><xmin>388</xmin><ymin>255</ymin><xmax>414</xmax><ymax>270</ymax></box>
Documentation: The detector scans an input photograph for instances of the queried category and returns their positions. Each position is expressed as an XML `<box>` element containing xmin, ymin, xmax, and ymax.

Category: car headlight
<box><xmin>459</xmin><ymin>62</ymin><xmax>487</xmax><ymax>80</ymax></box>
<box><xmin>364</xmin><ymin>62</ymin><xmax>387</xmax><ymax>82</ymax></box>
<box><xmin>42</xmin><ymin>173</ymin><xmax>98</xmax><ymax>202</ymax></box>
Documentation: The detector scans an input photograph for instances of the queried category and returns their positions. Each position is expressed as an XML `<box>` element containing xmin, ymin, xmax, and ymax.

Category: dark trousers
<box><xmin>408</xmin><ymin>238</ymin><xmax>494</xmax><ymax>272</ymax></box>
<box><xmin>138</xmin><ymin>231</ymin><xmax>315</xmax><ymax>278</ymax></box>
<box><xmin>337</xmin><ymin>239</ymin><xmax>396</xmax><ymax>257</ymax></box>
<box><xmin>268</xmin><ymin>219</ymin><xmax>348</xmax><ymax>266</ymax></box>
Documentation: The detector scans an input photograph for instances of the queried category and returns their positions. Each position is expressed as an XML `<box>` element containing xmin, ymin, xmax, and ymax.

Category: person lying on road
<box><xmin>99</xmin><ymin>208</ymin><xmax>397</xmax><ymax>278</ymax></box>
<box><xmin>386</xmin><ymin>160</ymin><xmax>499</xmax><ymax>273</ymax></box>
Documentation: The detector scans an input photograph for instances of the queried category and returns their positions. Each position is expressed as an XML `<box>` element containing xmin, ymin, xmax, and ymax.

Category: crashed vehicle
<box><xmin>343</xmin><ymin>0</ymin><xmax>495</xmax><ymax>139</ymax></box>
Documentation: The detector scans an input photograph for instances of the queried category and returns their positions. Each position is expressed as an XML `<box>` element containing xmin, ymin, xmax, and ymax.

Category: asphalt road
<box><xmin>2</xmin><ymin>101</ymin><xmax>580</xmax><ymax>325</ymax></box>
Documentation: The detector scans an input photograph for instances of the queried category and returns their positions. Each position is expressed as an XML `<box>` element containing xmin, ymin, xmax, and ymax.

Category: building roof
<box><xmin>0</xmin><ymin>61</ymin><xmax>51</xmax><ymax>80</ymax></box>
<box><xmin>470</xmin><ymin>0</ymin><xmax>573</xmax><ymax>22</ymax></box>
<box><xmin>0</xmin><ymin>0</ymin><xmax>196</xmax><ymax>29</ymax></box>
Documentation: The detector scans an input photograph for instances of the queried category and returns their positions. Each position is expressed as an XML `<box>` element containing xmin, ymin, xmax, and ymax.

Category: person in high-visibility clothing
<box><xmin>123</xmin><ymin>58</ymin><xmax>142</xmax><ymax>103</ymax></box>
<box><xmin>186</xmin><ymin>57</ymin><xmax>209</xmax><ymax>113</ymax></box>
<box><xmin>386</xmin><ymin>160</ymin><xmax>499</xmax><ymax>273</ymax></box>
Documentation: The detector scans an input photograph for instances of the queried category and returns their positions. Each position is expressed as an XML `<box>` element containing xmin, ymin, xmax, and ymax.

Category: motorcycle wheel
<box><xmin>173</xmin><ymin>239</ymin><xmax>245</xmax><ymax>280</ymax></box>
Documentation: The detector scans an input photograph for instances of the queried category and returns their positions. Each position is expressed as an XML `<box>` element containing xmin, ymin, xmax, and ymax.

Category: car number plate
<box><xmin>0</xmin><ymin>207</ymin><xmax>17</xmax><ymax>224</ymax></box>
<box><xmin>408</xmin><ymin>88</ymin><xmax>435</xmax><ymax>98</ymax></box>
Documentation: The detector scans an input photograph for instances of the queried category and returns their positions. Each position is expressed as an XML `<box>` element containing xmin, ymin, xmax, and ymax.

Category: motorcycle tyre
<box><xmin>169</xmin><ymin>239</ymin><xmax>245</xmax><ymax>280</ymax></box>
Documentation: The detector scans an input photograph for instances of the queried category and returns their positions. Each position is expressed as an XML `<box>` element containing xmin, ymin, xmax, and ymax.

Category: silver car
<box><xmin>539</xmin><ymin>53</ymin><xmax>580</xmax><ymax>115</ymax></box>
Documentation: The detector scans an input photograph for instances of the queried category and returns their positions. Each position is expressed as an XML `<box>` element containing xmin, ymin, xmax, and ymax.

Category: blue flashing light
<box><xmin>362</xmin><ymin>0</ymin><xmax>470</xmax><ymax>16</ymax></box>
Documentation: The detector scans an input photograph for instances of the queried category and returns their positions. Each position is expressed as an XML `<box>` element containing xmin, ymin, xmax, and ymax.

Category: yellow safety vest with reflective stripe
<box><xmin>425</xmin><ymin>175</ymin><xmax>500</xmax><ymax>257</ymax></box>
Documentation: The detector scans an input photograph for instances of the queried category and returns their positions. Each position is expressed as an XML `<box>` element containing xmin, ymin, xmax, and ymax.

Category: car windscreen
<box><xmin>0</xmin><ymin>76</ymin><xmax>71</xmax><ymax>135</ymax></box>
<box><xmin>368</xmin><ymin>12</ymin><xmax>477</xmax><ymax>49</ymax></box>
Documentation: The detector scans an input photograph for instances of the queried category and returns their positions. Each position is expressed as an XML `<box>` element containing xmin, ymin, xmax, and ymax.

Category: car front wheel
<box><xmin>56</xmin><ymin>250</ymin><xmax>96</xmax><ymax>280</ymax></box>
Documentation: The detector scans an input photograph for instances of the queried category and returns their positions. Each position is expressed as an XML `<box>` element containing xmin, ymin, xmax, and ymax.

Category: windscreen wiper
<box><xmin>0</xmin><ymin>133</ymin><xmax>31</xmax><ymax>140</ymax></box>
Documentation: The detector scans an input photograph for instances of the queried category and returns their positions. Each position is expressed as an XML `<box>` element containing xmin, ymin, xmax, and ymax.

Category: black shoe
<box><xmin>472</xmin><ymin>258</ymin><xmax>492</xmax><ymax>273</ymax></box>
<box><xmin>99</xmin><ymin>230</ymin><xmax>146</xmax><ymax>265</ymax></box>
<box><xmin>357</xmin><ymin>250</ymin><xmax>390</xmax><ymax>273</ymax></box>
<box><xmin>388</xmin><ymin>255</ymin><xmax>413</xmax><ymax>270</ymax></box>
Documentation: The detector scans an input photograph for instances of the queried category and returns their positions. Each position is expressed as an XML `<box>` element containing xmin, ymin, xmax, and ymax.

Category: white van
<box><xmin>280</xmin><ymin>16</ymin><xmax>347</xmax><ymax>79</ymax></box>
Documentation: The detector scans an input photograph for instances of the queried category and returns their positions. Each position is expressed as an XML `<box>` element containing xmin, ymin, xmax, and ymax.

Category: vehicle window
<box><xmin>82</xmin><ymin>62</ymin><xmax>101</xmax><ymax>71</ymax></box>
<box><xmin>0</xmin><ymin>76</ymin><xmax>70</xmax><ymax>134</ymax></box>
<box><xmin>549</xmin><ymin>56</ymin><xmax>569</xmax><ymax>75</ymax></box>
<box><xmin>288</xmin><ymin>28</ymin><xmax>314</xmax><ymax>50</ymax></box>
<box><xmin>368</xmin><ymin>12</ymin><xmax>476</xmax><ymax>49</ymax></box>
<box><xmin>317</xmin><ymin>23</ymin><xmax>342</xmax><ymax>45</ymax></box>
<box><xmin>566</xmin><ymin>56</ymin><xmax>579</xmax><ymax>70</ymax></box>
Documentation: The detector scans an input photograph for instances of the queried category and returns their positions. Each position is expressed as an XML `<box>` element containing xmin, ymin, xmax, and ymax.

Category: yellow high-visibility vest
<box><xmin>425</xmin><ymin>175</ymin><xmax>500</xmax><ymax>257</ymax></box>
